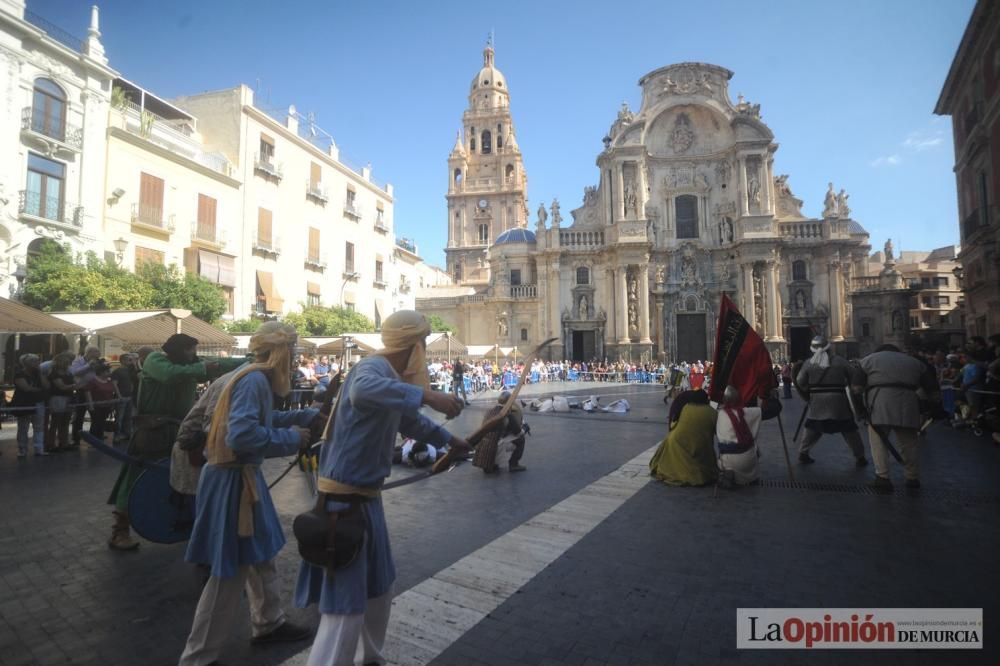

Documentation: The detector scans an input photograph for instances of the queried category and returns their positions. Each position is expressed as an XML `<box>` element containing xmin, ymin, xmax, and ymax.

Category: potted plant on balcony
<box><xmin>111</xmin><ymin>85</ymin><xmax>128</xmax><ymax>129</ymax></box>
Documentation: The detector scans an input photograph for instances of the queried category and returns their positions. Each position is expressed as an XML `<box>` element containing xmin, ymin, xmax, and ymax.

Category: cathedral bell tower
<box><xmin>445</xmin><ymin>42</ymin><xmax>529</xmax><ymax>285</ymax></box>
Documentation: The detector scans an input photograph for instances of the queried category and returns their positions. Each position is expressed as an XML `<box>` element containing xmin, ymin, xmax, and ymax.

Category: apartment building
<box><xmin>174</xmin><ymin>86</ymin><xmax>398</xmax><ymax>323</ymax></box>
<box><xmin>0</xmin><ymin>3</ymin><xmax>113</xmax><ymax>295</ymax></box>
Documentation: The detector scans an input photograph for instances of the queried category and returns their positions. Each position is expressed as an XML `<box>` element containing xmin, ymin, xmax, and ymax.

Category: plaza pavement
<box><xmin>0</xmin><ymin>381</ymin><xmax>997</xmax><ymax>665</ymax></box>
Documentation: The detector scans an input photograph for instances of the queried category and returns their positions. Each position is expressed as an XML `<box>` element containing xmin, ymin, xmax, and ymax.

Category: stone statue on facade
<box><xmin>550</xmin><ymin>198</ymin><xmax>562</xmax><ymax>227</ymax></box>
<box><xmin>655</xmin><ymin>265</ymin><xmax>666</xmax><ymax>284</ymax></box>
<box><xmin>579</xmin><ymin>295</ymin><xmax>588</xmax><ymax>320</ymax></box>
<box><xmin>536</xmin><ymin>202</ymin><xmax>547</xmax><ymax>228</ymax></box>
<box><xmin>748</xmin><ymin>176</ymin><xmax>761</xmax><ymax>205</ymax></box>
<box><xmin>884</xmin><ymin>238</ymin><xmax>894</xmax><ymax>262</ymax></box>
<box><xmin>837</xmin><ymin>189</ymin><xmax>851</xmax><ymax>218</ymax></box>
<box><xmin>671</xmin><ymin>113</ymin><xmax>695</xmax><ymax>154</ymax></box>
<box><xmin>497</xmin><ymin>314</ymin><xmax>508</xmax><ymax>338</ymax></box>
<box><xmin>624</xmin><ymin>181</ymin><xmax>638</xmax><ymax>215</ymax></box>
<box><xmin>823</xmin><ymin>183</ymin><xmax>837</xmax><ymax>218</ymax></box>
<box><xmin>795</xmin><ymin>289</ymin><xmax>806</xmax><ymax>311</ymax></box>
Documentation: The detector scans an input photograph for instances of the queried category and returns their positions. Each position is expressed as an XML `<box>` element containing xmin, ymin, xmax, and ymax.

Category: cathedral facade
<box><xmin>419</xmin><ymin>55</ymin><xmax>873</xmax><ymax>362</ymax></box>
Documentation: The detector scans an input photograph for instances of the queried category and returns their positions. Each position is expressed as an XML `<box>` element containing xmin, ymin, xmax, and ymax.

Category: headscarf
<box><xmin>374</xmin><ymin>310</ymin><xmax>431</xmax><ymax>389</ymax></box>
<box><xmin>810</xmin><ymin>336</ymin><xmax>831</xmax><ymax>369</ymax></box>
<box><xmin>667</xmin><ymin>389</ymin><xmax>710</xmax><ymax>428</ymax></box>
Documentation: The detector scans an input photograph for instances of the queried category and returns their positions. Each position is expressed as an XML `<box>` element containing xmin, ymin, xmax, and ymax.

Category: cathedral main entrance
<box><xmin>789</xmin><ymin>326</ymin><xmax>813</xmax><ymax>361</ymax></box>
<box><xmin>676</xmin><ymin>314</ymin><xmax>707</xmax><ymax>362</ymax></box>
<box><xmin>571</xmin><ymin>330</ymin><xmax>596</xmax><ymax>362</ymax></box>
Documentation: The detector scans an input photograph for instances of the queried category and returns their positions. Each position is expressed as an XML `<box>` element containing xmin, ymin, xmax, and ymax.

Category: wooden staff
<box><xmin>429</xmin><ymin>337</ymin><xmax>558</xmax><ymax>475</ymax></box>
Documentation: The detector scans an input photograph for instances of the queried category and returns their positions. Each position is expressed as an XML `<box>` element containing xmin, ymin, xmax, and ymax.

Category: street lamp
<box><xmin>340</xmin><ymin>271</ymin><xmax>359</xmax><ymax>308</ymax></box>
<box><xmin>113</xmin><ymin>237</ymin><xmax>128</xmax><ymax>266</ymax></box>
<box><xmin>13</xmin><ymin>265</ymin><xmax>27</xmax><ymax>301</ymax></box>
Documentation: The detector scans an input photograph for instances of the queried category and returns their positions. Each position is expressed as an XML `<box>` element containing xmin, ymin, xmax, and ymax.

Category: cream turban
<box><xmin>375</xmin><ymin>310</ymin><xmax>431</xmax><ymax>389</ymax></box>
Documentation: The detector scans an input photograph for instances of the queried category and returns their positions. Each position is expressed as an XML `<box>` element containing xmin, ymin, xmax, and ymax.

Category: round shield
<box><xmin>128</xmin><ymin>462</ymin><xmax>195</xmax><ymax>544</ymax></box>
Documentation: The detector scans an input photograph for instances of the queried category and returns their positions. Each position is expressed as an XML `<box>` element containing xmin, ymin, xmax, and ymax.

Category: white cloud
<box><xmin>902</xmin><ymin>131</ymin><xmax>944</xmax><ymax>152</ymax></box>
<box><xmin>870</xmin><ymin>155</ymin><xmax>901</xmax><ymax>168</ymax></box>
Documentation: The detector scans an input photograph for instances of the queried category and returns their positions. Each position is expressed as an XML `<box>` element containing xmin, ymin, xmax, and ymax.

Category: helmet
<box><xmin>810</xmin><ymin>335</ymin><xmax>830</xmax><ymax>351</ymax></box>
<box><xmin>498</xmin><ymin>391</ymin><xmax>512</xmax><ymax>404</ymax></box>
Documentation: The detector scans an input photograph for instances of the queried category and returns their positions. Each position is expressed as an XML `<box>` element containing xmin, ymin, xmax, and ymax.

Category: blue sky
<box><xmin>36</xmin><ymin>0</ymin><xmax>974</xmax><ymax>267</ymax></box>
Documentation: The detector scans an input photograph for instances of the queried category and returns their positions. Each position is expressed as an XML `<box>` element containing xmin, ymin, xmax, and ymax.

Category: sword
<box><xmin>792</xmin><ymin>398</ymin><xmax>809</xmax><ymax>444</ymax></box>
<box><xmin>845</xmin><ymin>385</ymin><xmax>860</xmax><ymax>422</ymax></box>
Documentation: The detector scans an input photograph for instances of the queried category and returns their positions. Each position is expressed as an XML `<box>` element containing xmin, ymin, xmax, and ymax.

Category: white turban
<box><xmin>810</xmin><ymin>338</ymin><xmax>831</xmax><ymax>369</ymax></box>
<box><xmin>375</xmin><ymin>310</ymin><xmax>431</xmax><ymax>389</ymax></box>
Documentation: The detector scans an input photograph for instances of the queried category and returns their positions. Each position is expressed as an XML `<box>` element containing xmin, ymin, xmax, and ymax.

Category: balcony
<box><xmin>343</xmin><ymin>268</ymin><xmax>358</xmax><ymax>280</ymax></box>
<box><xmin>304</xmin><ymin>252</ymin><xmax>328</xmax><ymax>271</ymax></box>
<box><xmin>399</xmin><ymin>277</ymin><xmax>411</xmax><ymax>293</ymax></box>
<box><xmin>343</xmin><ymin>199</ymin><xmax>362</xmax><ymax>220</ymax></box>
<box><xmin>509</xmin><ymin>284</ymin><xmax>538</xmax><ymax>299</ymax></box>
<box><xmin>115</xmin><ymin>102</ymin><xmax>233</xmax><ymax>176</ymax></box>
<box><xmin>254</xmin><ymin>153</ymin><xmax>283</xmax><ymax>181</ymax></box>
<box><xmin>18</xmin><ymin>190</ymin><xmax>83</xmax><ymax>230</ymax></box>
<box><xmin>963</xmin><ymin>103</ymin><xmax>981</xmax><ymax>136</ymax></box>
<box><xmin>374</xmin><ymin>218</ymin><xmax>390</xmax><ymax>233</ymax></box>
<box><xmin>21</xmin><ymin>107</ymin><xmax>82</xmax><ymax>153</ymax></box>
<box><xmin>396</xmin><ymin>237</ymin><xmax>418</xmax><ymax>254</ymax></box>
<box><xmin>252</xmin><ymin>236</ymin><xmax>281</xmax><ymax>256</ymax></box>
<box><xmin>306</xmin><ymin>182</ymin><xmax>328</xmax><ymax>204</ymax></box>
<box><xmin>962</xmin><ymin>208</ymin><xmax>989</xmax><ymax>241</ymax></box>
<box><xmin>779</xmin><ymin>221</ymin><xmax>824</xmax><ymax>241</ymax></box>
<box><xmin>560</xmin><ymin>230</ymin><xmax>605</xmax><ymax>248</ymax></box>
<box><xmin>373</xmin><ymin>278</ymin><xmax>388</xmax><ymax>289</ymax></box>
<box><xmin>131</xmin><ymin>203</ymin><xmax>175</xmax><ymax>234</ymax></box>
<box><xmin>190</xmin><ymin>222</ymin><xmax>226</xmax><ymax>248</ymax></box>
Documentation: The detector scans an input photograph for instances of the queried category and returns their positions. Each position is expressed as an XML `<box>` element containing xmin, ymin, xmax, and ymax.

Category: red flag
<box><xmin>710</xmin><ymin>294</ymin><xmax>776</xmax><ymax>404</ymax></box>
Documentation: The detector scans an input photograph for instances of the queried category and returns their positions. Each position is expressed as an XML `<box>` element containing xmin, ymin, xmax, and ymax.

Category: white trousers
<box><xmin>178</xmin><ymin>560</ymin><xmax>286</xmax><ymax>666</ymax></box>
<box><xmin>306</xmin><ymin>586</ymin><xmax>393</xmax><ymax>666</ymax></box>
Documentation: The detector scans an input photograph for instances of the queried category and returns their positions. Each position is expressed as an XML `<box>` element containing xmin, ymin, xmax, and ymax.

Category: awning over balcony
<box><xmin>256</xmin><ymin>270</ymin><xmax>283</xmax><ymax>312</ymax></box>
<box><xmin>197</xmin><ymin>250</ymin><xmax>236</xmax><ymax>288</ymax></box>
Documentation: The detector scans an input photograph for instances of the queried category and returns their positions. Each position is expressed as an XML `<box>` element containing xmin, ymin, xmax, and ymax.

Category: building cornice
<box><xmin>108</xmin><ymin>127</ymin><xmax>242</xmax><ymax>188</ymax></box>
<box><xmin>935</xmin><ymin>0</ymin><xmax>998</xmax><ymax>114</ymax></box>
<box><xmin>243</xmin><ymin>105</ymin><xmax>393</xmax><ymax>202</ymax></box>
<box><xmin>0</xmin><ymin>12</ymin><xmax>118</xmax><ymax>80</ymax></box>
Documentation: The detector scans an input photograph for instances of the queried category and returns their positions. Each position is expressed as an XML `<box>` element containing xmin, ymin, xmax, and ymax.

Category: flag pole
<box><xmin>775</xmin><ymin>405</ymin><xmax>796</xmax><ymax>483</ymax></box>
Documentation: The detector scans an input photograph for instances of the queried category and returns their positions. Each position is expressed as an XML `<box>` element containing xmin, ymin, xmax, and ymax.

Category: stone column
<box><xmin>616</xmin><ymin>266</ymin><xmax>630</xmax><ymax>344</ymax></box>
<box><xmin>739</xmin><ymin>156</ymin><xmax>749</xmax><ymax>216</ymax></box>
<box><xmin>639</xmin><ymin>264</ymin><xmax>652</xmax><ymax>344</ymax></box>
<box><xmin>616</xmin><ymin>165</ymin><xmax>626</xmax><ymax>223</ymax></box>
<box><xmin>764</xmin><ymin>157</ymin><xmax>775</xmax><ymax>215</ymax></box>
<box><xmin>637</xmin><ymin>161</ymin><xmax>648</xmax><ymax>218</ymax></box>
<box><xmin>765</xmin><ymin>260</ymin><xmax>782</xmax><ymax>341</ymax></box>
<box><xmin>744</xmin><ymin>263</ymin><xmax>756</xmax><ymax>329</ymax></box>
<box><xmin>655</xmin><ymin>298</ymin><xmax>665</xmax><ymax>358</ymax></box>
<box><xmin>829</xmin><ymin>261</ymin><xmax>844</xmax><ymax>341</ymax></box>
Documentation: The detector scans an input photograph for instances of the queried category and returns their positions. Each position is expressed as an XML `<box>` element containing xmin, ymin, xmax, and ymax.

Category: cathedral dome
<box><xmin>494</xmin><ymin>228</ymin><xmax>536</xmax><ymax>245</ymax></box>
<box><xmin>470</xmin><ymin>45</ymin><xmax>508</xmax><ymax>95</ymax></box>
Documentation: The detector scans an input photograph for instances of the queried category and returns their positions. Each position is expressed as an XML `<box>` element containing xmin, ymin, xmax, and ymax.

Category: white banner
<box><xmin>736</xmin><ymin>608</ymin><xmax>983</xmax><ymax>649</ymax></box>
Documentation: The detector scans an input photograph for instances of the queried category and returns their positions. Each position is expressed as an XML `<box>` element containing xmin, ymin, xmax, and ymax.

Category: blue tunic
<box><xmin>185</xmin><ymin>370</ymin><xmax>317</xmax><ymax>578</ymax></box>
<box><xmin>295</xmin><ymin>356</ymin><xmax>453</xmax><ymax>614</ymax></box>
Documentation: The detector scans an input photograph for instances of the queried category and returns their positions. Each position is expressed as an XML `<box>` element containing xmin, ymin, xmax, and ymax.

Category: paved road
<box><xmin>0</xmin><ymin>382</ymin><xmax>997</xmax><ymax>665</ymax></box>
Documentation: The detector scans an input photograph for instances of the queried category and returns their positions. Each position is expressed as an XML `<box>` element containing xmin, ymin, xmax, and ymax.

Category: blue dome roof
<box><xmin>493</xmin><ymin>228</ymin><xmax>536</xmax><ymax>245</ymax></box>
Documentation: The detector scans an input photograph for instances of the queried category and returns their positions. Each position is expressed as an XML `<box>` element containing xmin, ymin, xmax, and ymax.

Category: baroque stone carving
<box><xmin>550</xmin><ymin>198</ymin><xmax>562</xmax><ymax>227</ymax></box>
<box><xmin>536</xmin><ymin>202</ymin><xmax>547</xmax><ymax>227</ymax></box>
<box><xmin>752</xmin><ymin>264</ymin><xmax>765</xmax><ymax>334</ymax></box>
<box><xmin>837</xmin><ymin>189</ymin><xmax>851</xmax><ymax>218</ymax></box>
<box><xmin>735</xmin><ymin>94</ymin><xmax>761</xmax><ymax>119</ymax></box>
<box><xmin>661</xmin><ymin>66</ymin><xmax>715</xmax><ymax>96</ymax></box>
<box><xmin>583</xmin><ymin>185</ymin><xmax>598</xmax><ymax>206</ymax></box>
<box><xmin>774</xmin><ymin>174</ymin><xmax>805</xmax><ymax>217</ymax></box>
<box><xmin>624</xmin><ymin>181</ymin><xmax>638</xmax><ymax>216</ymax></box>
<box><xmin>714</xmin><ymin>159</ymin><xmax>732</xmax><ymax>184</ymax></box>
<box><xmin>579</xmin><ymin>295</ymin><xmax>588</xmax><ymax>320</ymax></box>
<box><xmin>884</xmin><ymin>238</ymin><xmax>894</xmax><ymax>262</ymax></box>
<box><xmin>671</xmin><ymin>113</ymin><xmax>695</xmax><ymax>154</ymax></box>
<box><xmin>823</xmin><ymin>183</ymin><xmax>837</xmax><ymax>218</ymax></box>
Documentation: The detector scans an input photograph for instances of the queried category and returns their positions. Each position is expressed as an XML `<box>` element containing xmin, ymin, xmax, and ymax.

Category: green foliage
<box><xmin>427</xmin><ymin>314</ymin><xmax>455</xmax><ymax>333</ymax></box>
<box><xmin>110</xmin><ymin>85</ymin><xmax>127</xmax><ymax>110</ymax></box>
<box><xmin>136</xmin><ymin>262</ymin><xmax>227</xmax><ymax>323</ymax></box>
<box><xmin>22</xmin><ymin>243</ymin><xmax>227</xmax><ymax>323</ymax></box>
<box><xmin>283</xmin><ymin>305</ymin><xmax>376</xmax><ymax>337</ymax></box>
<box><xmin>219</xmin><ymin>318</ymin><xmax>263</xmax><ymax>334</ymax></box>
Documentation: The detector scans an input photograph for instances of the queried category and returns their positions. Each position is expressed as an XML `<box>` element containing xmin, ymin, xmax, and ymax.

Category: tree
<box><xmin>22</xmin><ymin>243</ymin><xmax>228</xmax><ymax>323</ymax></box>
<box><xmin>136</xmin><ymin>262</ymin><xmax>227</xmax><ymax>323</ymax></box>
<box><xmin>219</xmin><ymin>318</ymin><xmax>263</xmax><ymax>334</ymax></box>
<box><xmin>282</xmin><ymin>305</ymin><xmax>376</xmax><ymax>337</ymax></box>
<box><xmin>427</xmin><ymin>314</ymin><xmax>456</xmax><ymax>333</ymax></box>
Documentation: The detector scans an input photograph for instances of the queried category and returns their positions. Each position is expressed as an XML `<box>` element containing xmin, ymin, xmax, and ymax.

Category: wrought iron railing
<box><xmin>25</xmin><ymin>11</ymin><xmax>83</xmax><ymax>52</ymax></box>
<box><xmin>252</xmin><ymin>236</ymin><xmax>281</xmax><ymax>254</ymax></box>
<box><xmin>131</xmin><ymin>203</ymin><xmax>175</xmax><ymax>231</ymax></box>
<box><xmin>304</xmin><ymin>252</ymin><xmax>328</xmax><ymax>270</ymax></box>
<box><xmin>395</xmin><ymin>237</ymin><xmax>417</xmax><ymax>253</ymax></box>
<box><xmin>21</xmin><ymin>107</ymin><xmax>82</xmax><ymax>150</ymax></box>
<box><xmin>18</xmin><ymin>190</ymin><xmax>82</xmax><ymax>227</ymax></box>
<box><xmin>191</xmin><ymin>222</ymin><xmax>225</xmax><ymax>246</ymax></box>
<box><xmin>254</xmin><ymin>153</ymin><xmax>283</xmax><ymax>180</ymax></box>
<box><xmin>343</xmin><ymin>199</ymin><xmax>362</xmax><ymax>218</ymax></box>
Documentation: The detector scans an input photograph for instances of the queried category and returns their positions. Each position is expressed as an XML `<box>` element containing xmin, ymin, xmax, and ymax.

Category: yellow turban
<box><xmin>375</xmin><ymin>310</ymin><xmax>431</xmax><ymax>389</ymax></box>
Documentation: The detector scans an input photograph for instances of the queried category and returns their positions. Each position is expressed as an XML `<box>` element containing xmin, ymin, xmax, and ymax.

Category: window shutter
<box><xmin>310</xmin><ymin>162</ymin><xmax>321</xmax><ymax>187</ymax></box>
<box><xmin>260</xmin><ymin>133</ymin><xmax>275</xmax><ymax>147</ymax></box>
<box><xmin>140</xmin><ymin>173</ymin><xmax>164</xmax><ymax>213</ymax></box>
<box><xmin>258</xmin><ymin>208</ymin><xmax>272</xmax><ymax>244</ymax></box>
<box><xmin>307</xmin><ymin>281</ymin><xmax>321</xmax><ymax>296</ymax></box>
<box><xmin>308</xmin><ymin>227</ymin><xmax>320</xmax><ymax>260</ymax></box>
<box><xmin>198</xmin><ymin>194</ymin><xmax>217</xmax><ymax>234</ymax></box>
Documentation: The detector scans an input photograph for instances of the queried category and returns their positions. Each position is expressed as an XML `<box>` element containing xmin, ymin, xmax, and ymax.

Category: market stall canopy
<box><xmin>315</xmin><ymin>333</ymin><xmax>385</xmax><ymax>356</ymax></box>
<box><xmin>425</xmin><ymin>332</ymin><xmax>467</xmax><ymax>357</ymax></box>
<box><xmin>0</xmin><ymin>298</ymin><xmax>85</xmax><ymax>335</ymax></box>
<box><xmin>466</xmin><ymin>344</ymin><xmax>499</xmax><ymax>358</ymax></box>
<box><xmin>49</xmin><ymin>309</ymin><xmax>235</xmax><ymax>351</ymax></box>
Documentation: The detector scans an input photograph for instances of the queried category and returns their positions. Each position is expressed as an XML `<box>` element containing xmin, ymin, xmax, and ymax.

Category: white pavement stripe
<box><xmin>280</xmin><ymin>444</ymin><xmax>656</xmax><ymax>665</ymax></box>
